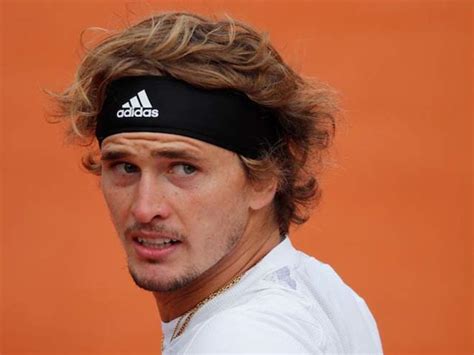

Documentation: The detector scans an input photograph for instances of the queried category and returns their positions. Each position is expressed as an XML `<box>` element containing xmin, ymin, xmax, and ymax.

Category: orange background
<box><xmin>1</xmin><ymin>0</ymin><xmax>472</xmax><ymax>354</ymax></box>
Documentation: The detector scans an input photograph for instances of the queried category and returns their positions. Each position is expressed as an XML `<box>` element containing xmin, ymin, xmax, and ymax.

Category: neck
<box><xmin>153</xmin><ymin>216</ymin><xmax>281</xmax><ymax>322</ymax></box>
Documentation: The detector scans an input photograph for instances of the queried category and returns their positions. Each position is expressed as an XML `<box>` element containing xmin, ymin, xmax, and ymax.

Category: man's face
<box><xmin>100</xmin><ymin>132</ymin><xmax>253</xmax><ymax>292</ymax></box>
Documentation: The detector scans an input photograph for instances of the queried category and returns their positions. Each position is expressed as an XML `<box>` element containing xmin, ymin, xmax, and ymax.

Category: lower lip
<box><xmin>132</xmin><ymin>239</ymin><xmax>180</xmax><ymax>260</ymax></box>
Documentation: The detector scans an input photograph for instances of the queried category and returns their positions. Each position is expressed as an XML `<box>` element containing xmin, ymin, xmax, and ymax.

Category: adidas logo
<box><xmin>116</xmin><ymin>90</ymin><xmax>159</xmax><ymax>118</ymax></box>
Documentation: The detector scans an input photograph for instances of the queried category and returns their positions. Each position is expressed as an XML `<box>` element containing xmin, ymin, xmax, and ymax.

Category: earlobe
<box><xmin>248</xmin><ymin>178</ymin><xmax>278</xmax><ymax>211</ymax></box>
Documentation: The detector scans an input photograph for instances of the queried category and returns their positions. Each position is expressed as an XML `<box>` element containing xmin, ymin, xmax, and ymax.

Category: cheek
<box><xmin>183</xmin><ymin>179</ymin><xmax>250</xmax><ymax>228</ymax></box>
<box><xmin>101</xmin><ymin>180</ymin><xmax>131</xmax><ymax>229</ymax></box>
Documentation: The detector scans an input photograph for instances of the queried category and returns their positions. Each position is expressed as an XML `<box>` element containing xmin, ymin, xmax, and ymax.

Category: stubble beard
<box><xmin>129</xmin><ymin>262</ymin><xmax>201</xmax><ymax>292</ymax></box>
<box><xmin>127</xmin><ymin>220</ymin><xmax>245</xmax><ymax>293</ymax></box>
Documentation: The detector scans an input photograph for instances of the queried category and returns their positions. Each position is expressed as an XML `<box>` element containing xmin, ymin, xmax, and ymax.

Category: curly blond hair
<box><xmin>52</xmin><ymin>11</ymin><xmax>338</xmax><ymax>233</ymax></box>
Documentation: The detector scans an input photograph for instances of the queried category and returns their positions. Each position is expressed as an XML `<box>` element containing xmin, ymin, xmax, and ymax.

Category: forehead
<box><xmin>100</xmin><ymin>132</ymin><xmax>236</xmax><ymax>161</ymax></box>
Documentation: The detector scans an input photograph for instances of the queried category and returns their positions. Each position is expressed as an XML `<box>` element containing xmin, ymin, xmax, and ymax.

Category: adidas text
<box><xmin>116</xmin><ymin>107</ymin><xmax>159</xmax><ymax>118</ymax></box>
<box><xmin>117</xmin><ymin>89</ymin><xmax>159</xmax><ymax>118</ymax></box>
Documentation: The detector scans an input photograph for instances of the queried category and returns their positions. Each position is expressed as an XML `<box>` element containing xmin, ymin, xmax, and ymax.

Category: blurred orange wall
<box><xmin>1</xmin><ymin>0</ymin><xmax>472</xmax><ymax>354</ymax></box>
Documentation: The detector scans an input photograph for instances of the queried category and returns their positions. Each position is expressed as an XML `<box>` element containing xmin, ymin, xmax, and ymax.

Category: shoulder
<box><xmin>181</xmin><ymin>289</ymin><xmax>325</xmax><ymax>354</ymax></box>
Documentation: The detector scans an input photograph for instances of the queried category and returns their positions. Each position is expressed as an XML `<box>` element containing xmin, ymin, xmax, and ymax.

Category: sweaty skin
<box><xmin>100</xmin><ymin>132</ymin><xmax>281</xmax><ymax>321</ymax></box>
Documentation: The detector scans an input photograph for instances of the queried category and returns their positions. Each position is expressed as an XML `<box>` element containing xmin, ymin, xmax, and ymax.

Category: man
<box><xmin>55</xmin><ymin>12</ymin><xmax>383</xmax><ymax>354</ymax></box>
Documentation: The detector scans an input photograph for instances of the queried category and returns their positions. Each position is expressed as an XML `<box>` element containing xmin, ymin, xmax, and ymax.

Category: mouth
<box><xmin>134</xmin><ymin>237</ymin><xmax>181</xmax><ymax>250</ymax></box>
<box><xmin>129</xmin><ymin>232</ymin><xmax>182</xmax><ymax>261</ymax></box>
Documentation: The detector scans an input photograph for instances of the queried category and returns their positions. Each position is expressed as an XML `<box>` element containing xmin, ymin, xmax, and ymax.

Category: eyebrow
<box><xmin>151</xmin><ymin>149</ymin><xmax>201</xmax><ymax>161</ymax></box>
<box><xmin>100</xmin><ymin>148</ymin><xmax>202</xmax><ymax>162</ymax></box>
<box><xmin>100</xmin><ymin>150</ymin><xmax>130</xmax><ymax>162</ymax></box>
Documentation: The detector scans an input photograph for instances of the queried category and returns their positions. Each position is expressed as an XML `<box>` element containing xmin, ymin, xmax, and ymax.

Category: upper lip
<box><xmin>128</xmin><ymin>230</ymin><xmax>181</xmax><ymax>242</ymax></box>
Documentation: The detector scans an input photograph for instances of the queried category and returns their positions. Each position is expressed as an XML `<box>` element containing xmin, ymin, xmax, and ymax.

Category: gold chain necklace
<box><xmin>161</xmin><ymin>274</ymin><xmax>243</xmax><ymax>351</ymax></box>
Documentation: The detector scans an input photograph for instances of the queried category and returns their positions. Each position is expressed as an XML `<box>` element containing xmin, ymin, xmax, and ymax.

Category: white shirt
<box><xmin>162</xmin><ymin>237</ymin><xmax>383</xmax><ymax>354</ymax></box>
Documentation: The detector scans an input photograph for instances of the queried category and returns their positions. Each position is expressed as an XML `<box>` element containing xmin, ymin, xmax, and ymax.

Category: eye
<box><xmin>106</xmin><ymin>162</ymin><xmax>139</xmax><ymax>174</ymax></box>
<box><xmin>102</xmin><ymin>162</ymin><xmax>140</xmax><ymax>186</ymax></box>
<box><xmin>122</xmin><ymin>163</ymin><xmax>138</xmax><ymax>174</ymax></box>
<box><xmin>170</xmin><ymin>163</ymin><xmax>197</xmax><ymax>176</ymax></box>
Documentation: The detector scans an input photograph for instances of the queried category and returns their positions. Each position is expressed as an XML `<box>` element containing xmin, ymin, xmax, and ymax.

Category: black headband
<box><xmin>95</xmin><ymin>76</ymin><xmax>281</xmax><ymax>159</ymax></box>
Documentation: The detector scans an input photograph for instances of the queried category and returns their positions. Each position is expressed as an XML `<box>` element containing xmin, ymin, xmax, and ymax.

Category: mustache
<box><xmin>124</xmin><ymin>222</ymin><xmax>186</xmax><ymax>240</ymax></box>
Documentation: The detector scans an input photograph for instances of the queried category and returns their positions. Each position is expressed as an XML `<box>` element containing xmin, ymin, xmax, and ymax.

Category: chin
<box><xmin>128</xmin><ymin>262</ymin><xmax>200</xmax><ymax>292</ymax></box>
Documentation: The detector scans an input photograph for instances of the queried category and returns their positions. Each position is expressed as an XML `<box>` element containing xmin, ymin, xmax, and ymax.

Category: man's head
<box><xmin>54</xmin><ymin>12</ymin><xmax>337</xmax><ymax>292</ymax></box>
<box><xmin>99</xmin><ymin>131</ymin><xmax>277</xmax><ymax>292</ymax></box>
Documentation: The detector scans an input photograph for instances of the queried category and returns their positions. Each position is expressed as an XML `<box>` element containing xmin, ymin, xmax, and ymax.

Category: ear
<box><xmin>248</xmin><ymin>176</ymin><xmax>278</xmax><ymax>211</ymax></box>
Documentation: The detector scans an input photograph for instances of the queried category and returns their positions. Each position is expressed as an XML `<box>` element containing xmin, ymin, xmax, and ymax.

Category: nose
<box><xmin>130</xmin><ymin>173</ymin><xmax>172</xmax><ymax>223</ymax></box>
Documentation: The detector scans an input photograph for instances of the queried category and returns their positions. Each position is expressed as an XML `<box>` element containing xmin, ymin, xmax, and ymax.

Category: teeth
<box><xmin>137</xmin><ymin>238</ymin><xmax>177</xmax><ymax>247</ymax></box>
